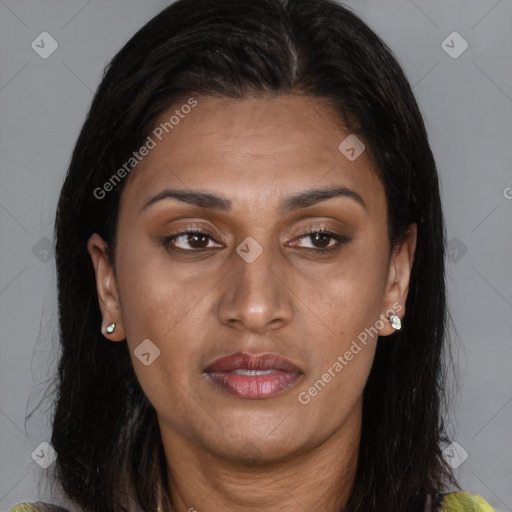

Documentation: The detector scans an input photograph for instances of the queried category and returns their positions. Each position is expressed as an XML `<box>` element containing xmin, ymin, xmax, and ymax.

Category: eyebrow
<box><xmin>140</xmin><ymin>186</ymin><xmax>367</xmax><ymax>215</ymax></box>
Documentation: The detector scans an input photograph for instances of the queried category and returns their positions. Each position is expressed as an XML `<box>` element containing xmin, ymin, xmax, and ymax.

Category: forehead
<box><xmin>119</xmin><ymin>94</ymin><xmax>385</xmax><ymax>216</ymax></box>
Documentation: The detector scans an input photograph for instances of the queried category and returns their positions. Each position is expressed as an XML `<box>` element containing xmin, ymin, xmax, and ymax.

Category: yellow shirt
<box><xmin>441</xmin><ymin>491</ymin><xmax>496</xmax><ymax>512</ymax></box>
<box><xmin>9</xmin><ymin>491</ymin><xmax>497</xmax><ymax>511</ymax></box>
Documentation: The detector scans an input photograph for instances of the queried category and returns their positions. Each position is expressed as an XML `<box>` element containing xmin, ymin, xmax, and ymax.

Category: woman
<box><xmin>10</xmin><ymin>0</ymin><xmax>496</xmax><ymax>510</ymax></box>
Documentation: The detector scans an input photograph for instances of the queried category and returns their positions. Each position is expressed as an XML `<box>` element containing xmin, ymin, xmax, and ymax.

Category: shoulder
<box><xmin>440</xmin><ymin>491</ymin><xmax>496</xmax><ymax>512</ymax></box>
<box><xmin>8</xmin><ymin>503</ymin><xmax>70</xmax><ymax>512</ymax></box>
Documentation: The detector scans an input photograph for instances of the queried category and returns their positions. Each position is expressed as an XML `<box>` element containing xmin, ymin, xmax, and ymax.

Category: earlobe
<box><xmin>87</xmin><ymin>233</ymin><xmax>126</xmax><ymax>341</ymax></box>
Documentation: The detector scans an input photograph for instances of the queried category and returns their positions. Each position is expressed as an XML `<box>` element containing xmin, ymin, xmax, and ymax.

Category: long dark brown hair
<box><xmin>49</xmin><ymin>0</ymin><xmax>459</xmax><ymax>510</ymax></box>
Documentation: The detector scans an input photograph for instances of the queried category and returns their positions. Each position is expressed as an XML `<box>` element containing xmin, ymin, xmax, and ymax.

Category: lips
<box><xmin>204</xmin><ymin>352</ymin><xmax>303</xmax><ymax>399</ymax></box>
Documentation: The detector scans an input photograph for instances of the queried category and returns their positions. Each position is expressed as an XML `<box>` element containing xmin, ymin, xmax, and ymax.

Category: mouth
<box><xmin>204</xmin><ymin>352</ymin><xmax>304</xmax><ymax>399</ymax></box>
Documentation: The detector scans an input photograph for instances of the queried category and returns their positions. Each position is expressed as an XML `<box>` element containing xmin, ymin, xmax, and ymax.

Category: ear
<box><xmin>87</xmin><ymin>233</ymin><xmax>126</xmax><ymax>341</ymax></box>
<box><xmin>378</xmin><ymin>223</ymin><xmax>417</xmax><ymax>336</ymax></box>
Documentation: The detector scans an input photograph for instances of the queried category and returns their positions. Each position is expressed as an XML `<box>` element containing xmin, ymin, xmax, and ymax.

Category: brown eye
<box><xmin>293</xmin><ymin>229</ymin><xmax>350</xmax><ymax>254</ymax></box>
<box><xmin>163</xmin><ymin>229</ymin><xmax>223</xmax><ymax>252</ymax></box>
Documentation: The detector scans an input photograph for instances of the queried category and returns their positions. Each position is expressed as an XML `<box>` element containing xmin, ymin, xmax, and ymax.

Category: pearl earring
<box><xmin>389</xmin><ymin>314</ymin><xmax>401</xmax><ymax>330</ymax></box>
<box><xmin>105</xmin><ymin>322</ymin><xmax>116</xmax><ymax>334</ymax></box>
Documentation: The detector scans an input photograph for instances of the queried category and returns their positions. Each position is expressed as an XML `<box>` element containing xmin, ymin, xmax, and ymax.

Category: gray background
<box><xmin>0</xmin><ymin>0</ymin><xmax>511</xmax><ymax>510</ymax></box>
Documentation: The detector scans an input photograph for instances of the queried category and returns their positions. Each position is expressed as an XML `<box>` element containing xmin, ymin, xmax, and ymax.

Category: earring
<box><xmin>389</xmin><ymin>314</ymin><xmax>401</xmax><ymax>330</ymax></box>
<box><xmin>105</xmin><ymin>322</ymin><xmax>116</xmax><ymax>334</ymax></box>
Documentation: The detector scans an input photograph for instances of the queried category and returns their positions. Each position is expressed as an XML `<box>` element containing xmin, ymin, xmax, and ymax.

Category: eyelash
<box><xmin>162</xmin><ymin>226</ymin><xmax>350</xmax><ymax>255</ymax></box>
<box><xmin>297</xmin><ymin>227</ymin><xmax>350</xmax><ymax>254</ymax></box>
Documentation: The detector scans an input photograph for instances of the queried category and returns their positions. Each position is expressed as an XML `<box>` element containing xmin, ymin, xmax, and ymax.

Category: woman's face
<box><xmin>88</xmin><ymin>95</ymin><xmax>416</xmax><ymax>463</ymax></box>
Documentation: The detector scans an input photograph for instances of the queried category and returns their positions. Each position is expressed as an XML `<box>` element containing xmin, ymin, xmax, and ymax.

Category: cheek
<box><xmin>113</xmin><ymin>242</ymin><xmax>206</xmax><ymax>392</ymax></box>
<box><xmin>306</xmin><ymin>276</ymin><xmax>381</xmax><ymax>386</ymax></box>
<box><xmin>114</xmin><ymin>236</ymin><xmax>200</xmax><ymax>341</ymax></box>
<box><xmin>313</xmin><ymin>246</ymin><xmax>388</xmax><ymax>344</ymax></box>
<box><xmin>299</xmin><ymin>235</ymin><xmax>388</xmax><ymax>398</ymax></box>
<box><xmin>115</xmin><ymin>256</ymin><xmax>202</xmax><ymax>413</ymax></box>
<box><xmin>297</xmin><ymin>277</ymin><xmax>381</xmax><ymax>429</ymax></box>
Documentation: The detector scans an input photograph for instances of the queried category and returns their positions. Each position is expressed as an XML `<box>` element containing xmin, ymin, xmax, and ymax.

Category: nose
<box><xmin>216</xmin><ymin>240</ymin><xmax>294</xmax><ymax>334</ymax></box>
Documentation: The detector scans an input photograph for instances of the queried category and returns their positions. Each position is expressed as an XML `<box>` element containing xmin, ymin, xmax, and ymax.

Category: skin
<box><xmin>87</xmin><ymin>95</ymin><xmax>417</xmax><ymax>512</ymax></box>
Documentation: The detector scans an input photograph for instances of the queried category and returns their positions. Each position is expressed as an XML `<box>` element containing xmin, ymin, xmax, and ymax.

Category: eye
<box><xmin>292</xmin><ymin>228</ymin><xmax>350</xmax><ymax>254</ymax></box>
<box><xmin>163</xmin><ymin>228</ymin><xmax>223</xmax><ymax>252</ymax></box>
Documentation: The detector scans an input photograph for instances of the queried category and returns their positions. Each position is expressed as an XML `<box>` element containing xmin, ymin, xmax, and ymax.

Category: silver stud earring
<box><xmin>389</xmin><ymin>314</ymin><xmax>401</xmax><ymax>330</ymax></box>
<box><xmin>105</xmin><ymin>322</ymin><xmax>116</xmax><ymax>334</ymax></box>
